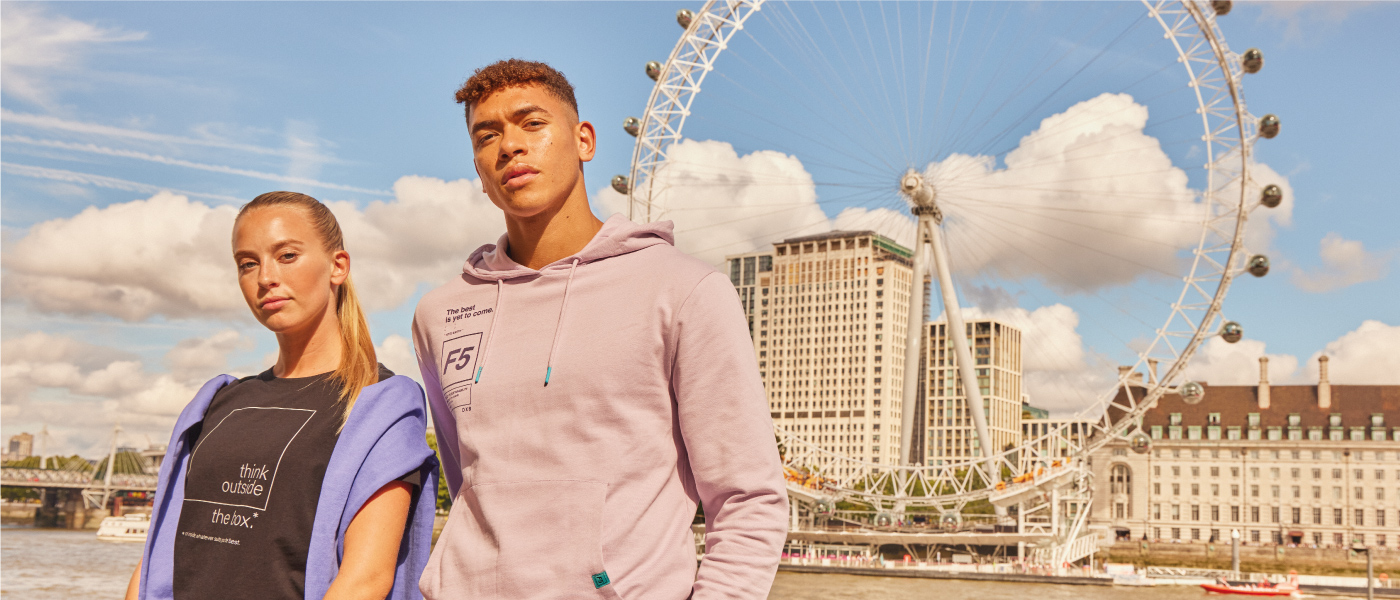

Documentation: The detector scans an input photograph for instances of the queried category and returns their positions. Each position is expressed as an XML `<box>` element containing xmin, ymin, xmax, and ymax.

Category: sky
<box><xmin>2</xmin><ymin>1</ymin><xmax>1398</xmax><ymax>457</ymax></box>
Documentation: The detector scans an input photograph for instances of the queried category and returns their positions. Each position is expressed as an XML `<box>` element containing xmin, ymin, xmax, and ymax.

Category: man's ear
<box><xmin>577</xmin><ymin>120</ymin><xmax>597</xmax><ymax>163</ymax></box>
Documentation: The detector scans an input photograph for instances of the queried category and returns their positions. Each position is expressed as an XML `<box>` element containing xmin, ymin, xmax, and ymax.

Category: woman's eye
<box><xmin>280</xmin><ymin>252</ymin><xmax>297</xmax><ymax>262</ymax></box>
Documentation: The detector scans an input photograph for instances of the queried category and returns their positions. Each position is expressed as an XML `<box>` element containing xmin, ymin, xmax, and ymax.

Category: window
<box><xmin>1230</xmin><ymin>506</ymin><xmax>1240</xmax><ymax>522</ymax></box>
<box><xmin>1173</xmin><ymin>483</ymin><xmax>1181</xmax><ymax>496</ymax></box>
<box><xmin>1172</xmin><ymin>505</ymin><xmax>1180</xmax><ymax>520</ymax></box>
<box><xmin>1209</xmin><ymin>413</ymin><xmax>1221</xmax><ymax>425</ymax></box>
<box><xmin>1191</xmin><ymin>505</ymin><xmax>1200</xmax><ymax>520</ymax></box>
<box><xmin>1334</xmin><ymin>508</ymin><xmax>1344</xmax><ymax>525</ymax></box>
<box><xmin>1251</xmin><ymin>506</ymin><xmax>1260</xmax><ymax>522</ymax></box>
<box><xmin>1211</xmin><ymin>505</ymin><xmax>1220</xmax><ymax>521</ymax></box>
<box><xmin>1312</xmin><ymin>507</ymin><xmax>1322</xmax><ymax>524</ymax></box>
<box><xmin>1271</xmin><ymin>506</ymin><xmax>1280</xmax><ymax>523</ymax></box>
<box><xmin>1330</xmin><ymin>413</ymin><xmax>1343</xmax><ymax>427</ymax></box>
<box><xmin>1248</xmin><ymin>413</ymin><xmax>1261</xmax><ymax>427</ymax></box>
<box><xmin>1111</xmin><ymin>464</ymin><xmax>1132</xmax><ymax>495</ymax></box>
<box><xmin>1192</xmin><ymin>483</ymin><xmax>1200</xmax><ymax>496</ymax></box>
<box><xmin>1378</xmin><ymin>510</ymin><xmax>1387</xmax><ymax>528</ymax></box>
<box><xmin>1356</xmin><ymin>509</ymin><xmax>1365</xmax><ymax>526</ymax></box>
<box><xmin>1154</xmin><ymin>504</ymin><xmax>1161</xmax><ymax>519</ymax></box>
<box><xmin>1210</xmin><ymin>466</ymin><xmax>1219</xmax><ymax>477</ymax></box>
<box><xmin>1288</xmin><ymin>413</ymin><xmax>1301</xmax><ymax>427</ymax></box>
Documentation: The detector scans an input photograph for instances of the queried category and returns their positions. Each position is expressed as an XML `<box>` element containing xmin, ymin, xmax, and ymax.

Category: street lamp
<box><xmin>1351</xmin><ymin>541</ymin><xmax>1374</xmax><ymax>600</ymax></box>
<box><xmin>1230</xmin><ymin>529</ymin><xmax>1240</xmax><ymax>580</ymax></box>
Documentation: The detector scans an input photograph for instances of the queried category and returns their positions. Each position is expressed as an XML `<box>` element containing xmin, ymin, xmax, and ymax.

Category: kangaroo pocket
<box><xmin>446</xmin><ymin>480</ymin><xmax>622</xmax><ymax>600</ymax></box>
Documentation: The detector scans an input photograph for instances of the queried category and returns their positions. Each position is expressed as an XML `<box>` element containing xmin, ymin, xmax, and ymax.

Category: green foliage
<box><xmin>3</xmin><ymin>455</ymin><xmax>90</xmax><ymax>471</ymax></box>
<box><xmin>1</xmin><ymin>486</ymin><xmax>39</xmax><ymax>501</ymax></box>
<box><xmin>92</xmin><ymin>452</ymin><xmax>146</xmax><ymax>479</ymax></box>
<box><xmin>425</xmin><ymin>432</ymin><xmax>452</xmax><ymax>512</ymax></box>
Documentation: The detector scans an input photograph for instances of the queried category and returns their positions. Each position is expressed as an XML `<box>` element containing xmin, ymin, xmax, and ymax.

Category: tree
<box><xmin>425</xmin><ymin>432</ymin><xmax>452</xmax><ymax>512</ymax></box>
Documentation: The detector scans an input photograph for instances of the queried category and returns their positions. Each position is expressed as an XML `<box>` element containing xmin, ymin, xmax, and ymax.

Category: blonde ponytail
<box><xmin>238</xmin><ymin>192</ymin><xmax>379</xmax><ymax>429</ymax></box>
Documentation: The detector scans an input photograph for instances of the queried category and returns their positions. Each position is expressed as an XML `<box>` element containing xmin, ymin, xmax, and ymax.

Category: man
<box><xmin>412</xmin><ymin>59</ymin><xmax>788</xmax><ymax>599</ymax></box>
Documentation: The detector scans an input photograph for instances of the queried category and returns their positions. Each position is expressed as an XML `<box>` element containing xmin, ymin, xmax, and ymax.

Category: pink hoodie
<box><xmin>411</xmin><ymin>214</ymin><xmax>788</xmax><ymax>600</ymax></box>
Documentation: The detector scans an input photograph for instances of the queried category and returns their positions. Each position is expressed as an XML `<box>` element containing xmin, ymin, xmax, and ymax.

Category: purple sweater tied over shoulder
<box><xmin>137</xmin><ymin>374</ymin><xmax>440</xmax><ymax>600</ymax></box>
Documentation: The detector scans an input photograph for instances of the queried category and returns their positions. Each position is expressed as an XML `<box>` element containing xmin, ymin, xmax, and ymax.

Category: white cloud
<box><xmin>2</xmin><ymin>191</ymin><xmax>243</xmax><ymax>320</ymax></box>
<box><xmin>1</xmin><ymin>134</ymin><xmax>388</xmax><ymax>196</ymax></box>
<box><xmin>375</xmin><ymin>334</ymin><xmax>421</xmax><ymax>384</ymax></box>
<box><xmin>931</xmin><ymin>93</ymin><xmax>1203</xmax><ymax>291</ymax></box>
<box><xmin>606</xmin><ymin>94</ymin><xmax>1292</xmax><ymax>294</ymax></box>
<box><xmin>1290</xmin><ymin>233</ymin><xmax>1392</xmax><ymax>293</ymax></box>
<box><xmin>1182</xmin><ymin>337</ymin><xmax>1300</xmax><ymax>386</ymax></box>
<box><xmin>1</xmin><ymin>330</ymin><xmax>253</xmax><ymax>456</ymax></box>
<box><xmin>2</xmin><ymin>176</ymin><xmax>504</xmax><ymax>321</ymax></box>
<box><xmin>593</xmin><ymin>139</ymin><xmax>830</xmax><ymax>266</ymax></box>
<box><xmin>0</xmin><ymin>5</ymin><xmax>146</xmax><ymax>107</ymax></box>
<box><xmin>1180</xmin><ymin>320</ymin><xmax>1399</xmax><ymax>387</ymax></box>
<box><xmin>0</xmin><ymin>162</ymin><xmax>244</xmax><ymax>204</ymax></box>
<box><xmin>1303</xmin><ymin>320</ymin><xmax>1400</xmax><ymax>385</ymax></box>
<box><xmin>947</xmin><ymin>303</ymin><xmax>1115</xmax><ymax>416</ymax></box>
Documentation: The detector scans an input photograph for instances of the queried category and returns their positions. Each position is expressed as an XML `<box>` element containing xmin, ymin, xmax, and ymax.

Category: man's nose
<box><xmin>498</xmin><ymin>126</ymin><xmax>527</xmax><ymax>160</ymax></box>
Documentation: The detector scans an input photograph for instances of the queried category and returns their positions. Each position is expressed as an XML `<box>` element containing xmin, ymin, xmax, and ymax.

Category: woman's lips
<box><xmin>261</xmin><ymin>297</ymin><xmax>289</xmax><ymax>310</ymax></box>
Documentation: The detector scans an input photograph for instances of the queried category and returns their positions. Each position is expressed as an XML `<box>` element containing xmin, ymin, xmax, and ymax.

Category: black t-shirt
<box><xmin>172</xmin><ymin>365</ymin><xmax>397</xmax><ymax>600</ymax></box>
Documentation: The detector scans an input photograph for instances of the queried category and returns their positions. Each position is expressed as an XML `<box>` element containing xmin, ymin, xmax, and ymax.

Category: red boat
<box><xmin>1200</xmin><ymin>572</ymin><xmax>1300</xmax><ymax>596</ymax></box>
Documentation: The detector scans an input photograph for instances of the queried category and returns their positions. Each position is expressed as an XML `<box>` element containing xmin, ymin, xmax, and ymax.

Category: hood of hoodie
<box><xmin>463</xmin><ymin>213</ymin><xmax>674</xmax><ymax>281</ymax></box>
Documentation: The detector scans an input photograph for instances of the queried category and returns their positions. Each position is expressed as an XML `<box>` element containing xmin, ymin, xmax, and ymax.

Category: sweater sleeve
<box><xmin>671</xmin><ymin>272</ymin><xmax>788</xmax><ymax>599</ymax></box>
<box><xmin>412</xmin><ymin>314</ymin><xmax>463</xmax><ymax>498</ymax></box>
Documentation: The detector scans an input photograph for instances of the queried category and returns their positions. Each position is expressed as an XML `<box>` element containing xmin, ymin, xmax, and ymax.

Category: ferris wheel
<box><xmin>620</xmin><ymin>0</ymin><xmax>1282</xmax><ymax>520</ymax></box>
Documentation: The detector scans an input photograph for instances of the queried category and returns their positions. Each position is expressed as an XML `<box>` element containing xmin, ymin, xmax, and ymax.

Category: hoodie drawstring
<box><xmin>544</xmin><ymin>258</ymin><xmax>580</xmax><ymax>386</ymax></box>
<box><xmin>473</xmin><ymin>279</ymin><xmax>504</xmax><ymax>384</ymax></box>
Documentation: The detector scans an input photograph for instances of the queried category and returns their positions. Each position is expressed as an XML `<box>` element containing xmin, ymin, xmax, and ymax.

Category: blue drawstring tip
<box><xmin>544</xmin><ymin>366</ymin><xmax>552</xmax><ymax>386</ymax></box>
<box><xmin>475</xmin><ymin>366</ymin><xmax>482</xmax><ymax>383</ymax></box>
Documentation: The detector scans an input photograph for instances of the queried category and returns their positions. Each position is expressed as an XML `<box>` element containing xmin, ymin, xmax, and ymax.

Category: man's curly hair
<box><xmin>455</xmin><ymin>59</ymin><xmax>578</xmax><ymax>121</ymax></box>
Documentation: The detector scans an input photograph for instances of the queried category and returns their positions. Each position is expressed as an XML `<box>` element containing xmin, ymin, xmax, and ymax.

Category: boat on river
<box><xmin>96</xmin><ymin>513</ymin><xmax>150</xmax><ymax>542</ymax></box>
<box><xmin>1200</xmin><ymin>572</ymin><xmax>1300</xmax><ymax>596</ymax></box>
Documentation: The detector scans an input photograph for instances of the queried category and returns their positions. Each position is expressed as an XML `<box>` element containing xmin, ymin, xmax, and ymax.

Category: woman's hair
<box><xmin>237</xmin><ymin>191</ymin><xmax>378</xmax><ymax>429</ymax></box>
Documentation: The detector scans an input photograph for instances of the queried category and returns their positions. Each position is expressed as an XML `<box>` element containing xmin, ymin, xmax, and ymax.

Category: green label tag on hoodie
<box><xmin>592</xmin><ymin>571</ymin><xmax>610</xmax><ymax>589</ymax></box>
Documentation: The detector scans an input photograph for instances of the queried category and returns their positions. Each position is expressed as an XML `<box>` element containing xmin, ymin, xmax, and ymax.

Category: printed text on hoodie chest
<box><xmin>438</xmin><ymin>304</ymin><xmax>494</xmax><ymax>414</ymax></box>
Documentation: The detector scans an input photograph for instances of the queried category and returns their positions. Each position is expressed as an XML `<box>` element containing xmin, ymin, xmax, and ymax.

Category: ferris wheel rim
<box><xmin>626</xmin><ymin>0</ymin><xmax>1266</xmax><ymax>508</ymax></box>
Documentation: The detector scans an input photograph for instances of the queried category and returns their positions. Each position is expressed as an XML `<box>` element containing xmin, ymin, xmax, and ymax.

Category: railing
<box><xmin>0</xmin><ymin>467</ymin><xmax>158</xmax><ymax>491</ymax></box>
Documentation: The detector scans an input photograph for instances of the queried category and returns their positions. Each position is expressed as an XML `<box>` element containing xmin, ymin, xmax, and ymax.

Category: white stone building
<box><xmin>1090</xmin><ymin>357</ymin><xmax>1400</xmax><ymax>548</ymax></box>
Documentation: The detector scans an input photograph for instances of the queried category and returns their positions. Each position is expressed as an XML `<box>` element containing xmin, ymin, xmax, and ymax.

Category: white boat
<box><xmin>96</xmin><ymin>513</ymin><xmax>150</xmax><ymax>542</ymax></box>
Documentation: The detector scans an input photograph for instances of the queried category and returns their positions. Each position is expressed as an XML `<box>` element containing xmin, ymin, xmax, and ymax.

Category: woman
<box><xmin>126</xmin><ymin>192</ymin><xmax>438</xmax><ymax>600</ymax></box>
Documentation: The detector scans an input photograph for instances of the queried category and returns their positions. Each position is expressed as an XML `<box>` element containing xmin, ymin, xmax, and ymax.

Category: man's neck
<box><xmin>504</xmin><ymin>191</ymin><xmax>605</xmax><ymax>270</ymax></box>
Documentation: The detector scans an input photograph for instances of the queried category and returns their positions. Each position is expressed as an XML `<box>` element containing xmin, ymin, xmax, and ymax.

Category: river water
<box><xmin>1</xmin><ymin>526</ymin><xmax>1216</xmax><ymax>599</ymax></box>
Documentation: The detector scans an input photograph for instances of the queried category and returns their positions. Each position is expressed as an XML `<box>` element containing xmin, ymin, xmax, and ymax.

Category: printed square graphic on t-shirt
<box><xmin>183</xmin><ymin>407</ymin><xmax>315</xmax><ymax>511</ymax></box>
<box><xmin>439</xmin><ymin>332</ymin><xmax>482</xmax><ymax>410</ymax></box>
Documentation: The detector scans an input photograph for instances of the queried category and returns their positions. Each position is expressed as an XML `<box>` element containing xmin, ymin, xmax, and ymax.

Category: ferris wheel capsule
<box><xmin>611</xmin><ymin>175</ymin><xmax>630</xmax><ymax>194</ymax></box>
<box><xmin>1241</xmin><ymin>48</ymin><xmax>1264</xmax><ymax>74</ymax></box>
<box><xmin>645</xmin><ymin>61</ymin><xmax>663</xmax><ymax>81</ymax></box>
<box><xmin>1260</xmin><ymin>183</ymin><xmax>1284</xmax><ymax>208</ymax></box>
<box><xmin>1212</xmin><ymin>0</ymin><xmax>1232</xmax><ymax>15</ymax></box>
<box><xmin>1247</xmin><ymin>255</ymin><xmax>1271</xmax><ymax>277</ymax></box>
<box><xmin>815</xmin><ymin>498</ymin><xmax>834</xmax><ymax>515</ymax></box>
<box><xmin>1179</xmin><ymin>381</ymin><xmax>1206</xmax><ymax>405</ymax></box>
<box><xmin>875</xmin><ymin>512</ymin><xmax>895</xmax><ymax>527</ymax></box>
<box><xmin>1258</xmin><ymin>114</ymin><xmax>1281</xmax><ymax>139</ymax></box>
<box><xmin>677</xmin><ymin>9</ymin><xmax>694</xmax><ymax>29</ymax></box>
<box><xmin>1129</xmin><ymin>431</ymin><xmax>1153</xmax><ymax>454</ymax></box>
<box><xmin>940</xmin><ymin>512</ymin><xmax>961</xmax><ymax>528</ymax></box>
<box><xmin>622</xmin><ymin>116</ymin><xmax>641</xmax><ymax>137</ymax></box>
<box><xmin>1220</xmin><ymin>321</ymin><xmax>1243</xmax><ymax>343</ymax></box>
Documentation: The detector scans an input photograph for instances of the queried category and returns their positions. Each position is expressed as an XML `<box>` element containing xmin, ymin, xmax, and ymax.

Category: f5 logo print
<box><xmin>439</xmin><ymin>332</ymin><xmax>482</xmax><ymax>412</ymax></box>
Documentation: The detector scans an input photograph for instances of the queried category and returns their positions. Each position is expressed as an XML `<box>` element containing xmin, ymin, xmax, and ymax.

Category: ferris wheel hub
<box><xmin>899</xmin><ymin>170</ymin><xmax>942</xmax><ymax>220</ymax></box>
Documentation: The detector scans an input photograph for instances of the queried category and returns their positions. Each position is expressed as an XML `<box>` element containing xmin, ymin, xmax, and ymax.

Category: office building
<box><xmin>925</xmin><ymin>319</ymin><xmax>1024</xmax><ymax>464</ymax></box>
<box><xmin>727</xmin><ymin>230</ymin><xmax>914</xmax><ymax>467</ymax></box>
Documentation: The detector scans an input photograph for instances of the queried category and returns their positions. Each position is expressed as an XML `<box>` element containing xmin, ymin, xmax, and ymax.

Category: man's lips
<box><xmin>260</xmin><ymin>297</ymin><xmax>290</xmax><ymax>310</ymax></box>
<box><xmin>502</xmin><ymin>166</ymin><xmax>539</xmax><ymax>190</ymax></box>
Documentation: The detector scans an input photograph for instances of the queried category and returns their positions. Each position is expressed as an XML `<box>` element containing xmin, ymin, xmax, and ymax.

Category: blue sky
<box><xmin>2</xmin><ymin>1</ymin><xmax>1397</xmax><ymax>455</ymax></box>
